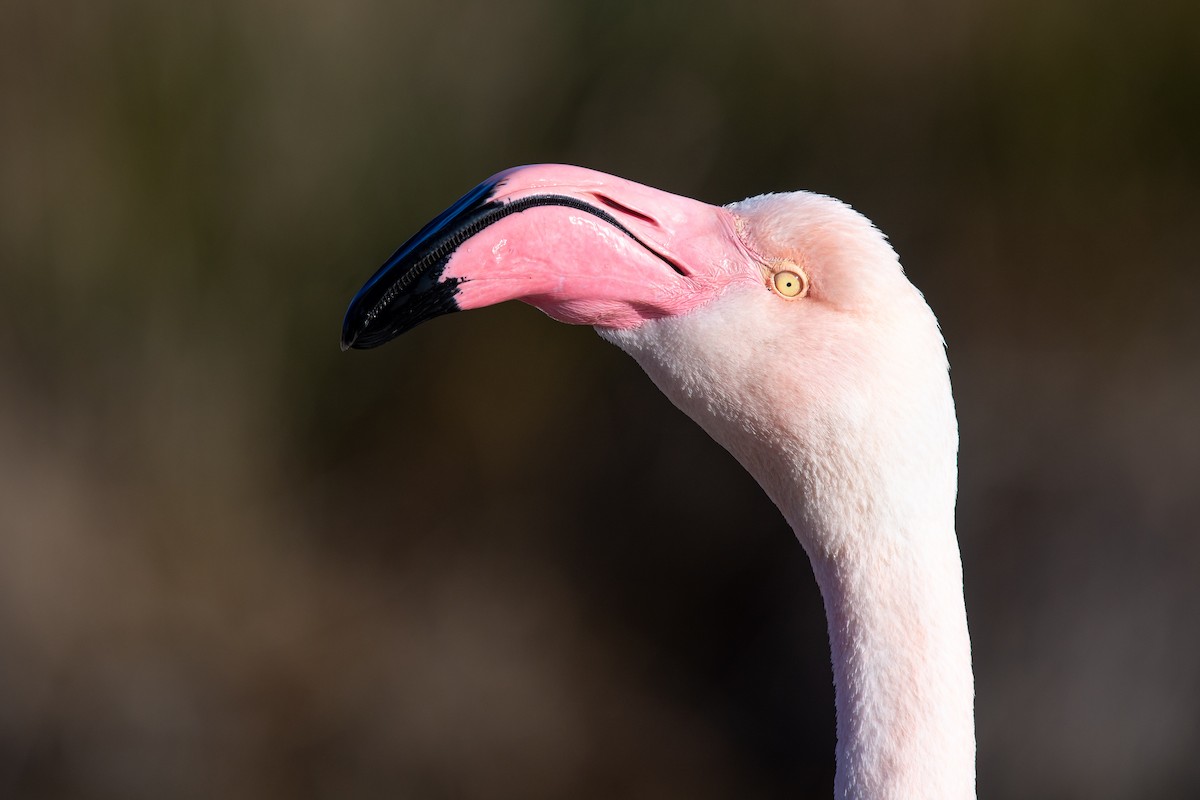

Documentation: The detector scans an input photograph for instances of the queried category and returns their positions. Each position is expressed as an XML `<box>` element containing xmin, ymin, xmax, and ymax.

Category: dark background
<box><xmin>2</xmin><ymin>1</ymin><xmax>1198</xmax><ymax>798</ymax></box>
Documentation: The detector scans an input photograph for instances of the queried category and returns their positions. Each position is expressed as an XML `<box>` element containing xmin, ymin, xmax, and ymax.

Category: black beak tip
<box><xmin>340</xmin><ymin>311</ymin><xmax>362</xmax><ymax>351</ymax></box>
<box><xmin>339</xmin><ymin>173</ymin><xmax>507</xmax><ymax>353</ymax></box>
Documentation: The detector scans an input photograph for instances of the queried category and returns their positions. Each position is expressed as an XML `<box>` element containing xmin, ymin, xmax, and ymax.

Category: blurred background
<box><xmin>2</xmin><ymin>0</ymin><xmax>1198</xmax><ymax>797</ymax></box>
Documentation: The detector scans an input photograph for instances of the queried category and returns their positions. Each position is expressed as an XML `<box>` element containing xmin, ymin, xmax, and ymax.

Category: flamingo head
<box><xmin>341</xmin><ymin>164</ymin><xmax>954</xmax><ymax>534</ymax></box>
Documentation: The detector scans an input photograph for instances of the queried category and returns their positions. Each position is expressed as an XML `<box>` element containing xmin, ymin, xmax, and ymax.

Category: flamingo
<box><xmin>341</xmin><ymin>165</ymin><xmax>974</xmax><ymax>798</ymax></box>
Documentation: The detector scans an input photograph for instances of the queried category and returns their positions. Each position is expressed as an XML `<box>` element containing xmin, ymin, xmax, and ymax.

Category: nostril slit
<box><xmin>574</xmin><ymin>193</ymin><xmax>686</xmax><ymax>277</ymax></box>
<box><xmin>593</xmin><ymin>194</ymin><xmax>657</xmax><ymax>227</ymax></box>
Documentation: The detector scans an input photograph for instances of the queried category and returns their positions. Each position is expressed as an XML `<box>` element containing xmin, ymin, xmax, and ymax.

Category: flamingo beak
<box><xmin>340</xmin><ymin>164</ymin><xmax>750</xmax><ymax>350</ymax></box>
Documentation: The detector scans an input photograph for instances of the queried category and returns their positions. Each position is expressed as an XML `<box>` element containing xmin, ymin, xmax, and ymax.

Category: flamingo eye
<box><xmin>772</xmin><ymin>269</ymin><xmax>808</xmax><ymax>298</ymax></box>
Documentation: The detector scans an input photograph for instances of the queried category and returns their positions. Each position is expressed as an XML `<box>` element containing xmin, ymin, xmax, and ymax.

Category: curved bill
<box><xmin>340</xmin><ymin>164</ymin><xmax>749</xmax><ymax>350</ymax></box>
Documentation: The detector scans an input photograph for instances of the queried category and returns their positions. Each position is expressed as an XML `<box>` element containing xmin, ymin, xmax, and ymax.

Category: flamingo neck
<box><xmin>599</xmin><ymin>297</ymin><xmax>975</xmax><ymax>797</ymax></box>
<box><xmin>791</xmin><ymin>500</ymin><xmax>975</xmax><ymax>799</ymax></box>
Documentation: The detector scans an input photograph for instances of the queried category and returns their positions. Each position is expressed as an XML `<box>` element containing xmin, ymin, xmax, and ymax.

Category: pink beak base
<box><xmin>447</xmin><ymin>165</ymin><xmax>744</xmax><ymax>328</ymax></box>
